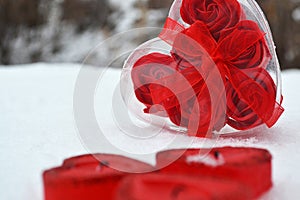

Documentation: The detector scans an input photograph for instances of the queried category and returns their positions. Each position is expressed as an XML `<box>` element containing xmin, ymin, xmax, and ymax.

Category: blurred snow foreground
<box><xmin>0</xmin><ymin>63</ymin><xmax>300</xmax><ymax>199</ymax></box>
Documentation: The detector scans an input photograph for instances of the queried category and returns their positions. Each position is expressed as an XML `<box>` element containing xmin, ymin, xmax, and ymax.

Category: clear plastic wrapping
<box><xmin>121</xmin><ymin>0</ymin><xmax>284</xmax><ymax>137</ymax></box>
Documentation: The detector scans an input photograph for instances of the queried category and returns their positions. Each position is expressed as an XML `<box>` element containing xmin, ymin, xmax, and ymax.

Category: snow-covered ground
<box><xmin>0</xmin><ymin>63</ymin><xmax>300</xmax><ymax>200</ymax></box>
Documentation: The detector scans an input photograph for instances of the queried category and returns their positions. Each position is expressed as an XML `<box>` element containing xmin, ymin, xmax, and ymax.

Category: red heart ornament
<box><xmin>115</xmin><ymin>173</ymin><xmax>252</xmax><ymax>200</ymax></box>
<box><xmin>43</xmin><ymin>154</ymin><xmax>155</xmax><ymax>200</ymax></box>
<box><xmin>43</xmin><ymin>147</ymin><xmax>272</xmax><ymax>200</ymax></box>
<box><xmin>157</xmin><ymin>147</ymin><xmax>272</xmax><ymax>198</ymax></box>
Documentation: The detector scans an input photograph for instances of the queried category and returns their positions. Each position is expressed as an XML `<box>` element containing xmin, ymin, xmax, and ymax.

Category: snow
<box><xmin>8</xmin><ymin>3</ymin><xmax>107</xmax><ymax>66</ymax></box>
<box><xmin>109</xmin><ymin>0</ymin><xmax>141</xmax><ymax>32</ymax></box>
<box><xmin>187</xmin><ymin>153</ymin><xmax>225</xmax><ymax>167</ymax></box>
<box><xmin>0</xmin><ymin>63</ymin><xmax>300</xmax><ymax>199</ymax></box>
<box><xmin>292</xmin><ymin>7</ymin><xmax>300</xmax><ymax>22</ymax></box>
<box><xmin>7</xmin><ymin>0</ymin><xmax>153</xmax><ymax>66</ymax></box>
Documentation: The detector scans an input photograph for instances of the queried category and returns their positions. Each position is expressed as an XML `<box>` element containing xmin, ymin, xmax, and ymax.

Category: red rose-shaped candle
<box><xmin>131</xmin><ymin>53</ymin><xmax>187</xmax><ymax>121</ymax></box>
<box><xmin>180</xmin><ymin>0</ymin><xmax>242</xmax><ymax>40</ymax></box>
<box><xmin>131</xmin><ymin>53</ymin><xmax>177</xmax><ymax>109</ymax></box>
<box><xmin>217</xmin><ymin>20</ymin><xmax>271</xmax><ymax>69</ymax></box>
<box><xmin>226</xmin><ymin>67</ymin><xmax>281</xmax><ymax>129</ymax></box>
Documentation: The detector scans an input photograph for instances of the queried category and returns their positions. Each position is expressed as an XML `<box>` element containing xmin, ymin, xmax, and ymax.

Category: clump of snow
<box><xmin>109</xmin><ymin>0</ymin><xmax>142</xmax><ymax>32</ymax></box>
<box><xmin>187</xmin><ymin>153</ymin><xmax>225</xmax><ymax>167</ymax></box>
<box><xmin>292</xmin><ymin>7</ymin><xmax>300</xmax><ymax>22</ymax></box>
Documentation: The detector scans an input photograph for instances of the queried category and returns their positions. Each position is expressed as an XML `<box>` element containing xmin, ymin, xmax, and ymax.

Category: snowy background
<box><xmin>0</xmin><ymin>0</ymin><xmax>169</xmax><ymax>67</ymax></box>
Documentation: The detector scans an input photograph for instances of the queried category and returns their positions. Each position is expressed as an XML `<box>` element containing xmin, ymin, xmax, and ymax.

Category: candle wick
<box><xmin>214</xmin><ymin>151</ymin><xmax>220</xmax><ymax>159</ymax></box>
<box><xmin>100</xmin><ymin>161</ymin><xmax>109</xmax><ymax>167</ymax></box>
<box><xmin>96</xmin><ymin>161</ymin><xmax>109</xmax><ymax>171</ymax></box>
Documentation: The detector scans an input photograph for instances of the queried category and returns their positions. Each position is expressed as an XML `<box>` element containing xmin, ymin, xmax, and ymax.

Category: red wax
<box><xmin>43</xmin><ymin>154</ymin><xmax>155</xmax><ymax>200</ymax></box>
<box><xmin>116</xmin><ymin>173</ymin><xmax>252</xmax><ymax>200</ymax></box>
<box><xmin>157</xmin><ymin>147</ymin><xmax>272</xmax><ymax>198</ymax></box>
<box><xmin>43</xmin><ymin>147</ymin><xmax>272</xmax><ymax>200</ymax></box>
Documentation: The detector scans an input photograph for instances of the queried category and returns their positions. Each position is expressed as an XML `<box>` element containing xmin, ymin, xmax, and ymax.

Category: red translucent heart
<box><xmin>115</xmin><ymin>173</ymin><xmax>252</xmax><ymax>200</ymax></box>
<box><xmin>157</xmin><ymin>147</ymin><xmax>272</xmax><ymax>198</ymax></box>
<box><xmin>43</xmin><ymin>147</ymin><xmax>272</xmax><ymax>200</ymax></box>
<box><xmin>43</xmin><ymin>154</ymin><xmax>155</xmax><ymax>200</ymax></box>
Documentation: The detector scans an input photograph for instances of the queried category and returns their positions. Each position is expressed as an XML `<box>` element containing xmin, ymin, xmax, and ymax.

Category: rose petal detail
<box><xmin>226</xmin><ymin>67</ymin><xmax>280</xmax><ymax>129</ymax></box>
<box><xmin>180</xmin><ymin>0</ymin><xmax>242</xmax><ymax>40</ymax></box>
<box><xmin>217</xmin><ymin>20</ymin><xmax>271</xmax><ymax>69</ymax></box>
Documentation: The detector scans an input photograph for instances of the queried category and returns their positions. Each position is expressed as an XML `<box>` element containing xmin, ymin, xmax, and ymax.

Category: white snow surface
<box><xmin>0</xmin><ymin>63</ymin><xmax>300</xmax><ymax>199</ymax></box>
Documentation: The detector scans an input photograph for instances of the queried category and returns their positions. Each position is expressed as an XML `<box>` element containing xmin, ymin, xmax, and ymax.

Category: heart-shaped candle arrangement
<box><xmin>43</xmin><ymin>147</ymin><xmax>272</xmax><ymax>200</ymax></box>
<box><xmin>121</xmin><ymin>0</ymin><xmax>284</xmax><ymax>137</ymax></box>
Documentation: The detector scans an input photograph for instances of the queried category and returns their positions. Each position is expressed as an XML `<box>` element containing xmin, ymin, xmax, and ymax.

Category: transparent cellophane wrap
<box><xmin>121</xmin><ymin>0</ymin><xmax>284</xmax><ymax>138</ymax></box>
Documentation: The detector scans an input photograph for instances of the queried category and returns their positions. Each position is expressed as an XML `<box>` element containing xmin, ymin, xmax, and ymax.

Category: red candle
<box><xmin>115</xmin><ymin>173</ymin><xmax>252</xmax><ymax>200</ymax></box>
<box><xmin>43</xmin><ymin>147</ymin><xmax>272</xmax><ymax>199</ymax></box>
<box><xmin>43</xmin><ymin>154</ymin><xmax>155</xmax><ymax>200</ymax></box>
<box><xmin>156</xmin><ymin>147</ymin><xmax>272</xmax><ymax>199</ymax></box>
